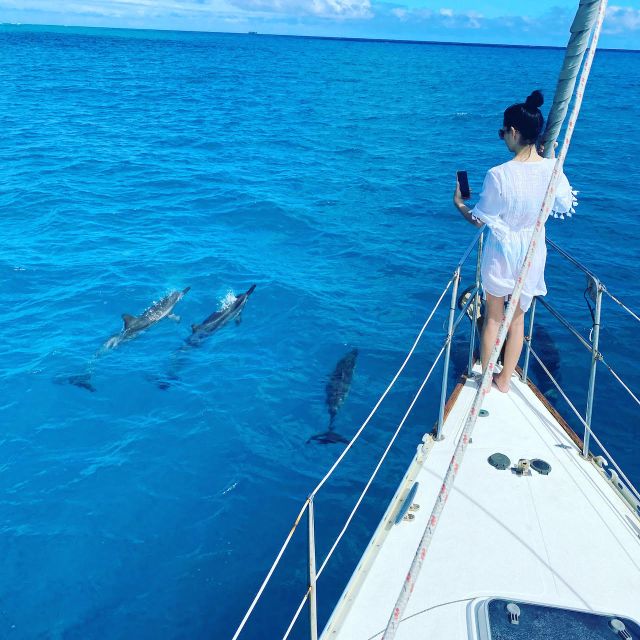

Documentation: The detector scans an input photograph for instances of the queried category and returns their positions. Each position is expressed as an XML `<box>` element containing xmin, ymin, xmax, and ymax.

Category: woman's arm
<box><xmin>453</xmin><ymin>182</ymin><xmax>484</xmax><ymax>228</ymax></box>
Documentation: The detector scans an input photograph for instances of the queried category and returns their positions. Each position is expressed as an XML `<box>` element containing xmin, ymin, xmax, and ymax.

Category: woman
<box><xmin>453</xmin><ymin>90</ymin><xmax>576</xmax><ymax>392</ymax></box>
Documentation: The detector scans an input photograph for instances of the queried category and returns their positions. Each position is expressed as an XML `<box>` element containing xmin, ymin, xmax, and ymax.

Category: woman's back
<box><xmin>475</xmin><ymin>158</ymin><xmax>573</xmax><ymax>240</ymax></box>
<box><xmin>452</xmin><ymin>88</ymin><xmax>576</xmax><ymax>391</ymax></box>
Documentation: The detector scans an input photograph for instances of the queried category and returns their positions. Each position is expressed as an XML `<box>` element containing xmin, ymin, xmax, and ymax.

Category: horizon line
<box><xmin>2</xmin><ymin>21</ymin><xmax>639</xmax><ymax>54</ymax></box>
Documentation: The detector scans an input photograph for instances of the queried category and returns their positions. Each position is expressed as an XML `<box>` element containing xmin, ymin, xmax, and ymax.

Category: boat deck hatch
<box><xmin>480</xmin><ymin>599</ymin><xmax>640</xmax><ymax>639</ymax></box>
<box><xmin>488</xmin><ymin>453</ymin><xmax>510</xmax><ymax>470</ymax></box>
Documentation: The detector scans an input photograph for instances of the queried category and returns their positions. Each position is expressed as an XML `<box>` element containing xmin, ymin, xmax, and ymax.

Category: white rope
<box><xmin>310</xmin><ymin>279</ymin><xmax>453</xmax><ymax>498</ymax></box>
<box><xmin>601</xmin><ymin>358</ymin><xmax>640</xmax><ymax>408</ymax></box>
<box><xmin>528</xmin><ymin>345</ymin><xmax>640</xmax><ymax>505</ymax></box>
<box><xmin>231</xmin><ymin>500</ymin><xmax>310</xmax><ymax>640</ymax></box>
<box><xmin>281</xmin><ymin>586</ymin><xmax>311</xmax><ymax>640</ymax></box>
<box><xmin>232</xmin><ymin>278</ymin><xmax>452</xmax><ymax>640</ymax></box>
<box><xmin>528</xmin><ymin>346</ymin><xmax>587</xmax><ymax>430</ymax></box>
<box><xmin>584</xmin><ymin>423</ymin><xmax>640</xmax><ymax>504</ymax></box>
<box><xmin>280</xmin><ymin>344</ymin><xmax>447</xmax><ymax>639</ymax></box>
<box><xmin>604</xmin><ymin>289</ymin><xmax>640</xmax><ymax>324</ymax></box>
<box><xmin>317</xmin><ymin>343</ymin><xmax>447</xmax><ymax>577</ymax></box>
<box><xmin>381</xmin><ymin>2</ymin><xmax>608</xmax><ymax>636</ymax></box>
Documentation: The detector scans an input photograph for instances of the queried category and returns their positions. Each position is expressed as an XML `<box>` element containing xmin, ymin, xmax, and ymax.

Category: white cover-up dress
<box><xmin>471</xmin><ymin>158</ymin><xmax>576</xmax><ymax>311</ymax></box>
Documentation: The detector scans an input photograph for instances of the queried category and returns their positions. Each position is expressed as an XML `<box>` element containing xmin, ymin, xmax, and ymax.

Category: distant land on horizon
<box><xmin>2</xmin><ymin>22</ymin><xmax>639</xmax><ymax>53</ymax></box>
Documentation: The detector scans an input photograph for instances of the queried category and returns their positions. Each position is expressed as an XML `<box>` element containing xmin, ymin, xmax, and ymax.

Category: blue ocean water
<box><xmin>1</xmin><ymin>24</ymin><xmax>639</xmax><ymax>639</ymax></box>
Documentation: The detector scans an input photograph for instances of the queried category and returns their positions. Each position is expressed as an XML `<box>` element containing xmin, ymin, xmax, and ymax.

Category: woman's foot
<box><xmin>493</xmin><ymin>373</ymin><xmax>510</xmax><ymax>393</ymax></box>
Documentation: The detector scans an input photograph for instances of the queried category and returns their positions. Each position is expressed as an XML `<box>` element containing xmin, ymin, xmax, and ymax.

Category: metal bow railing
<box><xmin>231</xmin><ymin>228</ymin><xmax>484</xmax><ymax>640</ymax></box>
<box><xmin>231</xmin><ymin>230</ymin><xmax>640</xmax><ymax>640</ymax></box>
<box><xmin>522</xmin><ymin>238</ymin><xmax>640</xmax><ymax>507</ymax></box>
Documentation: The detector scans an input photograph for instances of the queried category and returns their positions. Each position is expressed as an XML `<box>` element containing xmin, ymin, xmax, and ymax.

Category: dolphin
<box><xmin>66</xmin><ymin>286</ymin><xmax>190</xmax><ymax>391</ymax></box>
<box><xmin>155</xmin><ymin>285</ymin><xmax>257</xmax><ymax>389</ymax></box>
<box><xmin>186</xmin><ymin>284</ymin><xmax>256</xmax><ymax>347</ymax></box>
<box><xmin>308</xmin><ymin>430</ymin><xmax>351</xmax><ymax>445</ymax></box>
<box><xmin>308</xmin><ymin>348</ymin><xmax>358</xmax><ymax>445</ymax></box>
<box><xmin>66</xmin><ymin>373</ymin><xmax>97</xmax><ymax>393</ymax></box>
<box><xmin>101</xmin><ymin>287</ymin><xmax>191</xmax><ymax>352</ymax></box>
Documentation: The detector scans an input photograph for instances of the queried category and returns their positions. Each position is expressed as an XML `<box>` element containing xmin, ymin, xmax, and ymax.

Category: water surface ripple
<box><xmin>1</xmin><ymin>25</ymin><xmax>639</xmax><ymax>639</ymax></box>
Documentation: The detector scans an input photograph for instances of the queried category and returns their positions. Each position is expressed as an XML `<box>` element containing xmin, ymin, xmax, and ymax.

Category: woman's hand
<box><xmin>453</xmin><ymin>179</ymin><xmax>482</xmax><ymax>228</ymax></box>
<box><xmin>538</xmin><ymin>140</ymin><xmax>558</xmax><ymax>158</ymax></box>
<box><xmin>453</xmin><ymin>179</ymin><xmax>471</xmax><ymax>206</ymax></box>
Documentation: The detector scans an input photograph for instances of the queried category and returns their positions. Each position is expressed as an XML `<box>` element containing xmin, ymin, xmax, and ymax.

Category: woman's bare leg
<box><xmin>494</xmin><ymin>303</ymin><xmax>525</xmax><ymax>393</ymax></box>
<box><xmin>481</xmin><ymin>293</ymin><xmax>506</xmax><ymax>373</ymax></box>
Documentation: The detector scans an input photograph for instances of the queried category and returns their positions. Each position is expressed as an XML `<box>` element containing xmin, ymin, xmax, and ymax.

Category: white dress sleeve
<box><xmin>470</xmin><ymin>169</ymin><xmax>510</xmax><ymax>242</ymax></box>
<box><xmin>550</xmin><ymin>171</ymin><xmax>578</xmax><ymax>220</ymax></box>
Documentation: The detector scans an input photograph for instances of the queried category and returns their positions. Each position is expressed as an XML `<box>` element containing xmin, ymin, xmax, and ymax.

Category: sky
<box><xmin>1</xmin><ymin>0</ymin><xmax>639</xmax><ymax>49</ymax></box>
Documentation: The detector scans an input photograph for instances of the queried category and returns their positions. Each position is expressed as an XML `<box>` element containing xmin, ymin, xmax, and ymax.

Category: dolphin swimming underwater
<box><xmin>102</xmin><ymin>286</ymin><xmax>191</xmax><ymax>351</ymax></box>
<box><xmin>155</xmin><ymin>285</ymin><xmax>257</xmax><ymax>389</ymax></box>
<box><xmin>186</xmin><ymin>284</ymin><xmax>256</xmax><ymax>347</ymax></box>
<box><xmin>308</xmin><ymin>348</ymin><xmax>358</xmax><ymax>445</ymax></box>
<box><xmin>66</xmin><ymin>286</ymin><xmax>191</xmax><ymax>391</ymax></box>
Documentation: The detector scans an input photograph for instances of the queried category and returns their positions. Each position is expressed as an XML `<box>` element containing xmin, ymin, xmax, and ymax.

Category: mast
<box><xmin>541</xmin><ymin>0</ymin><xmax>602</xmax><ymax>157</ymax></box>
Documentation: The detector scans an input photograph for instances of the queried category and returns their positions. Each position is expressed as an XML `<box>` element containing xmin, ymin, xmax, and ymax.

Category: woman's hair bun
<box><xmin>525</xmin><ymin>90</ymin><xmax>544</xmax><ymax>111</ymax></box>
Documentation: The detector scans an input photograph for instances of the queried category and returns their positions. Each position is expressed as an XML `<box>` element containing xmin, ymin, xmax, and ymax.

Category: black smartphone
<box><xmin>457</xmin><ymin>170</ymin><xmax>470</xmax><ymax>200</ymax></box>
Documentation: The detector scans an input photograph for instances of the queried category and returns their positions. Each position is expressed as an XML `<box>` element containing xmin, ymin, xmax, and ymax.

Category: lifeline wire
<box><xmin>281</xmin><ymin>344</ymin><xmax>446</xmax><ymax>640</ymax></box>
<box><xmin>310</xmin><ymin>278</ymin><xmax>453</xmax><ymax>498</ymax></box>
<box><xmin>529</xmin><ymin>346</ymin><xmax>640</xmax><ymax>505</ymax></box>
<box><xmin>604</xmin><ymin>289</ymin><xmax>640</xmax><ymax>324</ymax></box>
<box><xmin>231</xmin><ymin>277</ymin><xmax>452</xmax><ymax>640</ymax></box>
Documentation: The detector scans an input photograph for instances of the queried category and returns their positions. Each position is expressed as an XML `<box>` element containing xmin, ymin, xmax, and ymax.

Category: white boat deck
<box><xmin>321</xmin><ymin>371</ymin><xmax>640</xmax><ymax>640</ymax></box>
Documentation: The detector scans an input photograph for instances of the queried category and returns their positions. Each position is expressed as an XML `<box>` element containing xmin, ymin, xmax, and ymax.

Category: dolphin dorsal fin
<box><xmin>122</xmin><ymin>314</ymin><xmax>137</xmax><ymax>330</ymax></box>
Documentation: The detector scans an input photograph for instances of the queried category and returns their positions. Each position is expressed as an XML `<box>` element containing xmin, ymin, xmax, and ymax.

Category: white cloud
<box><xmin>381</xmin><ymin>2</ymin><xmax>640</xmax><ymax>38</ymax></box>
<box><xmin>388</xmin><ymin>6</ymin><xmax>484</xmax><ymax>29</ymax></box>
<box><xmin>0</xmin><ymin>0</ymin><xmax>373</xmax><ymax>21</ymax></box>
<box><xmin>0</xmin><ymin>0</ymin><xmax>231</xmax><ymax>20</ymax></box>
<box><xmin>0</xmin><ymin>0</ymin><xmax>373</xmax><ymax>28</ymax></box>
<box><xmin>1</xmin><ymin>0</ymin><xmax>639</xmax><ymax>46</ymax></box>
<box><xmin>226</xmin><ymin>0</ymin><xmax>373</xmax><ymax>19</ymax></box>
<box><xmin>605</xmin><ymin>5</ymin><xmax>640</xmax><ymax>33</ymax></box>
